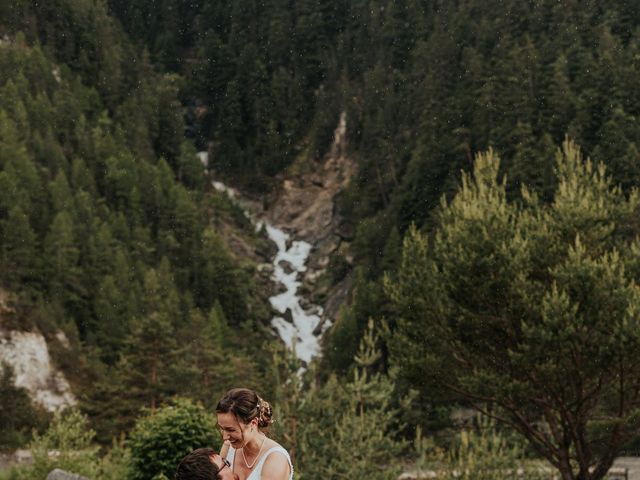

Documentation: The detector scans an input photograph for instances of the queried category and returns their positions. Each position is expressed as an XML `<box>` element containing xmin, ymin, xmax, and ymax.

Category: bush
<box><xmin>95</xmin><ymin>436</ymin><xmax>132</xmax><ymax>480</ymax></box>
<box><xmin>18</xmin><ymin>408</ymin><xmax>99</xmax><ymax>480</ymax></box>
<box><xmin>128</xmin><ymin>398</ymin><xmax>219</xmax><ymax>480</ymax></box>
<box><xmin>415</xmin><ymin>415</ymin><xmax>549</xmax><ymax>480</ymax></box>
<box><xmin>275</xmin><ymin>321</ymin><xmax>407</xmax><ymax>480</ymax></box>
<box><xmin>0</xmin><ymin>363</ymin><xmax>49</xmax><ymax>449</ymax></box>
<box><xmin>0</xmin><ymin>467</ymin><xmax>21</xmax><ymax>480</ymax></box>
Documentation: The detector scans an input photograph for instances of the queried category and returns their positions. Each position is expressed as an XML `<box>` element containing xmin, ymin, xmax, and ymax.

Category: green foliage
<box><xmin>275</xmin><ymin>321</ymin><xmax>407</xmax><ymax>479</ymax></box>
<box><xmin>18</xmin><ymin>409</ymin><xmax>99</xmax><ymax>480</ymax></box>
<box><xmin>8</xmin><ymin>408</ymin><xmax>131</xmax><ymax>480</ymax></box>
<box><xmin>322</xmin><ymin>1</ymin><xmax>640</xmax><ymax>387</ymax></box>
<box><xmin>388</xmin><ymin>140</ymin><xmax>640</xmax><ymax>480</ymax></box>
<box><xmin>0</xmin><ymin>364</ymin><xmax>48</xmax><ymax>448</ymax></box>
<box><xmin>173</xmin><ymin>306</ymin><xmax>237</xmax><ymax>408</ymax></box>
<box><xmin>0</xmin><ymin>17</ymin><xmax>271</xmax><ymax>443</ymax></box>
<box><xmin>0</xmin><ymin>206</ymin><xmax>38</xmax><ymax>288</ymax></box>
<box><xmin>127</xmin><ymin>398</ymin><xmax>218</xmax><ymax>480</ymax></box>
<box><xmin>93</xmin><ymin>436</ymin><xmax>132</xmax><ymax>480</ymax></box>
<box><xmin>416</xmin><ymin>415</ymin><xmax>548</xmax><ymax>480</ymax></box>
<box><xmin>4</xmin><ymin>2</ymin><xmax>640</xmax><ymax>476</ymax></box>
<box><xmin>322</xmin><ymin>269</ymin><xmax>385</xmax><ymax>374</ymax></box>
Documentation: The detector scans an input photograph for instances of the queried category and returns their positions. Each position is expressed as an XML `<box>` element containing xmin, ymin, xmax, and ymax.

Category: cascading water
<box><xmin>200</xmin><ymin>152</ymin><xmax>323</xmax><ymax>363</ymax></box>
<box><xmin>266</xmin><ymin>225</ymin><xmax>322</xmax><ymax>363</ymax></box>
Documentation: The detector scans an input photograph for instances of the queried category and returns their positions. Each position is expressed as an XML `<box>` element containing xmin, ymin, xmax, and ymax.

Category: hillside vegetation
<box><xmin>1</xmin><ymin>1</ymin><xmax>640</xmax><ymax>479</ymax></box>
<box><xmin>0</xmin><ymin>0</ymin><xmax>274</xmax><ymax>445</ymax></box>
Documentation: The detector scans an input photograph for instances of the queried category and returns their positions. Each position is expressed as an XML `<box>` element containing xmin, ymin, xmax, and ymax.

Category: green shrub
<box><xmin>0</xmin><ymin>363</ymin><xmax>49</xmax><ymax>449</ymax></box>
<box><xmin>18</xmin><ymin>408</ymin><xmax>99</xmax><ymax>480</ymax></box>
<box><xmin>0</xmin><ymin>466</ymin><xmax>21</xmax><ymax>480</ymax></box>
<box><xmin>275</xmin><ymin>321</ymin><xmax>407</xmax><ymax>480</ymax></box>
<box><xmin>415</xmin><ymin>415</ymin><xmax>549</xmax><ymax>480</ymax></box>
<box><xmin>95</xmin><ymin>436</ymin><xmax>132</xmax><ymax>480</ymax></box>
<box><xmin>128</xmin><ymin>398</ymin><xmax>218</xmax><ymax>480</ymax></box>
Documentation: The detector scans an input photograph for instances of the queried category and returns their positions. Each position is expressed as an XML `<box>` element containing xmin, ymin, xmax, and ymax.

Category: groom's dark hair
<box><xmin>175</xmin><ymin>448</ymin><xmax>219</xmax><ymax>480</ymax></box>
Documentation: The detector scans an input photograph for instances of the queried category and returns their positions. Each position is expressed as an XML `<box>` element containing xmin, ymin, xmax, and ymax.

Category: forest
<box><xmin>1</xmin><ymin>1</ymin><xmax>640</xmax><ymax>479</ymax></box>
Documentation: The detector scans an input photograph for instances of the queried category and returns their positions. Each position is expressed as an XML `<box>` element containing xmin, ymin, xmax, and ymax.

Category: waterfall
<box><xmin>266</xmin><ymin>225</ymin><xmax>322</xmax><ymax>363</ymax></box>
<box><xmin>201</xmin><ymin>152</ymin><xmax>323</xmax><ymax>363</ymax></box>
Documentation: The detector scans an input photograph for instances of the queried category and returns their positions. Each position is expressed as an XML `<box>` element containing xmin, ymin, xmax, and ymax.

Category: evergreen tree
<box><xmin>547</xmin><ymin>54</ymin><xmax>576</xmax><ymax>141</ymax></box>
<box><xmin>388</xmin><ymin>141</ymin><xmax>640</xmax><ymax>480</ymax></box>
<box><xmin>49</xmin><ymin>170</ymin><xmax>74</xmax><ymax>213</ymax></box>
<box><xmin>591</xmin><ymin>107</ymin><xmax>640</xmax><ymax>191</ymax></box>
<box><xmin>92</xmin><ymin>275</ymin><xmax>129</xmax><ymax>365</ymax></box>
<box><xmin>174</xmin><ymin>307</ymin><xmax>234</xmax><ymax>407</ymax></box>
<box><xmin>0</xmin><ymin>206</ymin><xmax>38</xmax><ymax>288</ymax></box>
<box><xmin>44</xmin><ymin>210</ymin><xmax>84</xmax><ymax>320</ymax></box>
<box><xmin>279</xmin><ymin>320</ymin><xmax>406</xmax><ymax>479</ymax></box>
<box><xmin>0</xmin><ymin>363</ymin><xmax>47</xmax><ymax>448</ymax></box>
<box><xmin>119</xmin><ymin>267</ymin><xmax>179</xmax><ymax>411</ymax></box>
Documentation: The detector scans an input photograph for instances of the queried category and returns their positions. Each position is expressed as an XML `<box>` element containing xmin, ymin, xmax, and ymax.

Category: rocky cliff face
<box><xmin>265</xmin><ymin>111</ymin><xmax>356</xmax><ymax>332</ymax></box>
<box><xmin>0</xmin><ymin>291</ymin><xmax>76</xmax><ymax>412</ymax></box>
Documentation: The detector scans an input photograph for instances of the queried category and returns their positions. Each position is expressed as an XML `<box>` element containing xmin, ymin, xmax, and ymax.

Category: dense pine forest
<box><xmin>1</xmin><ymin>1</ymin><xmax>640</xmax><ymax>479</ymax></box>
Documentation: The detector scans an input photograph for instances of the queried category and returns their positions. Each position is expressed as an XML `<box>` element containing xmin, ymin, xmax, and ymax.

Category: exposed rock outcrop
<box><xmin>267</xmin><ymin>112</ymin><xmax>354</xmax><ymax>244</ymax></box>
<box><xmin>0</xmin><ymin>329</ymin><xmax>77</xmax><ymax>412</ymax></box>
<box><xmin>266</xmin><ymin>111</ymin><xmax>356</xmax><ymax>333</ymax></box>
<box><xmin>0</xmin><ymin>290</ymin><xmax>76</xmax><ymax>412</ymax></box>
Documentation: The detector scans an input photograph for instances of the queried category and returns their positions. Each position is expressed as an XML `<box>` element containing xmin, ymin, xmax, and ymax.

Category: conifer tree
<box><xmin>388</xmin><ymin>140</ymin><xmax>640</xmax><ymax>480</ymax></box>
<box><xmin>115</xmin><ymin>262</ymin><xmax>182</xmax><ymax>414</ymax></box>
<box><xmin>44</xmin><ymin>210</ymin><xmax>83</xmax><ymax>312</ymax></box>
<box><xmin>0</xmin><ymin>364</ymin><xmax>46</xmax><ymax>447</ymax></box>
<box><xmin>547</xmin><ymin>55</ymin><xmax>576</xmax><ymax>141</ymax></box>
<box><xmin>49</xmin><ymin>170</ymin><xmax>74</xmax><ymax>213</ymax></box>
<box><xmin>282</xmin><ymin>320</ymin><xmax>406</xmax><ymax>479</ymax></box>
<box><xmin>173</xmin><ymin>307</ymin><xmax>235</xmax><ymax>406</ymax></box>
<box><xmin>0</xmin><ymin>206</ymin><xmax>38</xmax><ymax>288</ymax></box>
<box><xmin>92</xmin><ymin>275</ymin><xmax>129</xmax><ymax>364</ymax></box>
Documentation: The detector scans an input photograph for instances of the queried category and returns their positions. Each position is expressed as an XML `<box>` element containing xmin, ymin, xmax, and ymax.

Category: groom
<box><xmin>175</xmin><ymin>448</ymin><xmax>237</xmax><ymax>480</ymax></box>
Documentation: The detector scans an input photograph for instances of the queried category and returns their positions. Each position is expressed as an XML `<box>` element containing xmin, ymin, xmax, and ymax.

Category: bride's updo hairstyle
<box><xmin>216</xmin><ymin>388</ymin><xmax>274</xmax><ymax>429</ymax></box>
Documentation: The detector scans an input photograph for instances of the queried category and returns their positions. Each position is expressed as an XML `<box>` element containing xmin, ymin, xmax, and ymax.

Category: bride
<box><xmin>217</xmin><ymin>388</ymin><xmax>293</xmax><ymax>480</ymax></box>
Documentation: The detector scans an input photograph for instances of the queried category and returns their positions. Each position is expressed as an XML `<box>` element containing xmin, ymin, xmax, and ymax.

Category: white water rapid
<box><xmin>266</xmin><ymin>225</ymin><xmax>322</xmax><ymax>363</ymax></box>
<box><xmin>200</xmin><ymin>152</ymin><xmax>322</xmax><ymax>363</ymax></box>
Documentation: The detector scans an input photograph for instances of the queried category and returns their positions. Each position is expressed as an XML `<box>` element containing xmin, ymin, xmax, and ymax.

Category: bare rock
<box><xmin>302</xmin><ymin>271</ymin><xmax>318</xmax><ymax>287</ymax></box>
<box><xmin>397</xmin><ymin>471</ymin><xmax>437</xmax><ymax>480</ymax></box>
<box><xmin>257</xmin><ymin>263</ymin><xmax>274</xmax><ymax>274</ymax></box>
<box><xmin>266</xmin><ymin>112</ymin><xmax>356</xmax><ymax>243</ymax></box>
<box><xmin>310</xmin><ymin>174</ymin><xmax>324</xmax><ymax>187</ymax></box>
<box><xmin>46</xmin><ymin>469</ymin><xmax>89</xmax><ymax>480</ymax></box>
<box><xmin>282</xmin><ymin>308</ymin><xmax>294</xmax><ymax>324</ymax></box>
<box><xmin>278</xmin><ymin>260</ymin><xmax>295</xmax><ymax>275</ymax></box>
<box><xmin>312</xmin><ymin>316</ymin><xmax>332</xmax><ymax>336</ymax></box>
<box><xmin>336</xmin><ymin>222</ymin><xmax>355</xmax><ymax>241</ymax></box>
<box><xmin>299</xmin><ymin>297</ymin><xmax>321</xmax><ymax>316</ymax></box>
<box><xmin>0</xmin><ymin>328</ymin><xmax>76</xmax><ymax>412</ymax></box>
<box><xmin>273</xmin><ymin>281</ymin><xmax>287</xmax><ymax>295</ymax></box>
<box><xmin>322</xmin><ymin>272</ymin><xmax>355</xmax><ymax>327</ymax></box>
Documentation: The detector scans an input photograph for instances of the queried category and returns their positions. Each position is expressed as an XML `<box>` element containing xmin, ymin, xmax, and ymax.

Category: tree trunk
<box><xmin>558</xmin><ymin>450</ymin><xmax>575</xmax><ymax>480</ymax></box>
<box><xmin>150</xmin><ymin>359</ymin><xmax>157</xmax><ymax>411</ymax></box>
<box><xmin>375</xmin><ymin>164</ymin><xmax>388</xmax><ymax>207</ymax></box>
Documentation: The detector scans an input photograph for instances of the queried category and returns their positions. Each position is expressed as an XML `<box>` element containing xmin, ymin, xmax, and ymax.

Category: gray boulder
<box><xmin>46</xmin><ymin>469</ymin><xmax>89</xmax><ymax>480</ymax></box>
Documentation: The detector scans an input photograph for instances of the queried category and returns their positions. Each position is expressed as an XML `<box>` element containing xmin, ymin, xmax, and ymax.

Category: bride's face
<box><xmin>217</xmin><ymin>411</ymin><xmax>248</xmax><ymax>448</ymax></box>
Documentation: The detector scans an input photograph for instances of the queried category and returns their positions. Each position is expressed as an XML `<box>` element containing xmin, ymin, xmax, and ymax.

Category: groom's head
<box><xmin>175</xmin><ymin>448</ymin><xmax>231</xmax><ymax>480</ymax></box>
